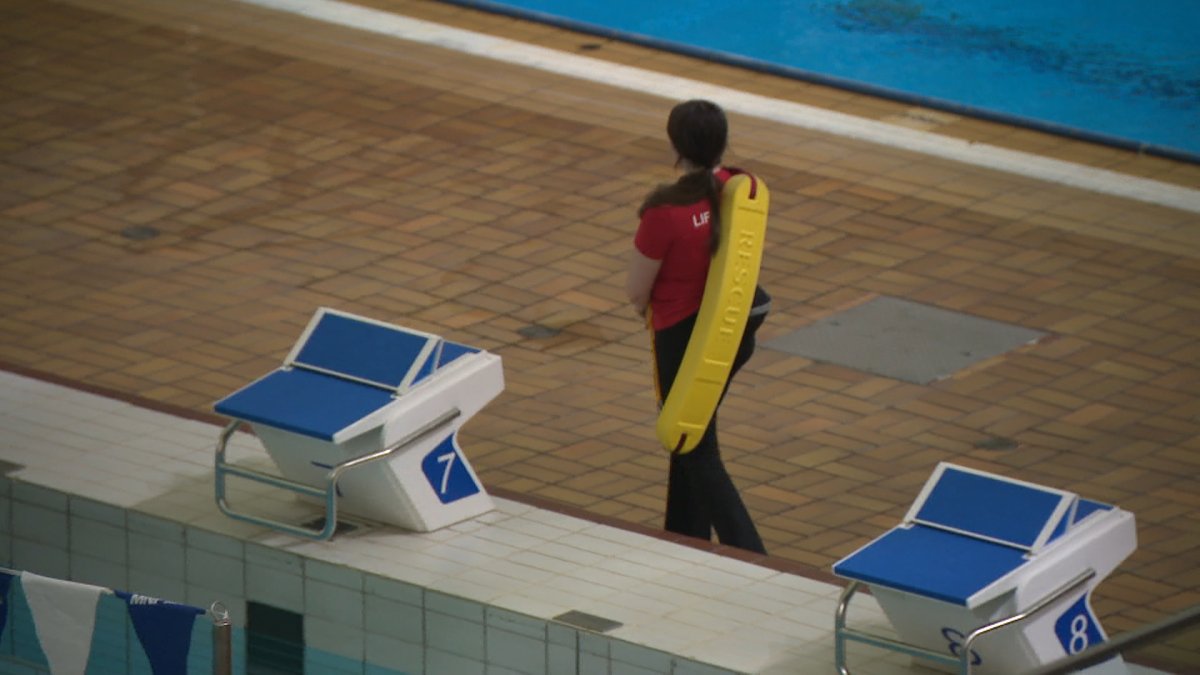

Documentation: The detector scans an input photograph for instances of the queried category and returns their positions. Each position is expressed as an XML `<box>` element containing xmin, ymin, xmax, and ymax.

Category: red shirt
<box><xmin>635</xmin><ymin>168</ymin><xmax>732</xmax><ymax>330</ymax></box>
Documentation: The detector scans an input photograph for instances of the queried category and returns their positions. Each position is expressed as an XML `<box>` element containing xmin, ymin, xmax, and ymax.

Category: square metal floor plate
<box><xmin>764</xmin><ymin>297</ymin><xmax>1046</xmax><ymax>384</ymax></box>
<box><xmin>553</xmin><ymin>610</ymin><xmax>623</xmax><ymax>633</ymax></box>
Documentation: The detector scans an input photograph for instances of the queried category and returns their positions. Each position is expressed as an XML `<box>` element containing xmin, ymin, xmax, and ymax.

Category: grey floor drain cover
<box><xmin>553</xmin><ymin>610</ymin><xmax>623</xmax><ymax>633</ymax></box>
<box><xmin>764</xmin><ymin>297</ymin><xmax>1045</xmax><ymax>384</ymax></box>
<box><xmin>300</xmin><ymin>517</ymin><xmax>359</xmax><ymax>536</ymax></box>
<box><xmin>518</xmin><ymin>323</ymin><xmax>561</xmax><ymax>339</ymax></box>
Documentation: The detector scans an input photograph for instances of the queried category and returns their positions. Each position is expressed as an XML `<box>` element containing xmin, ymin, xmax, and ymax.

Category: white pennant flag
<box><xmin>21</xmin><ymin>572</ymin><xmax>107</xmax><ymax>675</ymax></box>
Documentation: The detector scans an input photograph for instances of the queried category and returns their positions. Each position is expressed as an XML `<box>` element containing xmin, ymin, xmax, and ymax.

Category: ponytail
<box><xmin>639</xmin><ymin>99</ymin><xmax>729</xmax><ymax>256</ymax></box>
<box><xmin>704</xmin><ymin>171</ymin><xmax>721</xmax><ymax>254</ymax></box>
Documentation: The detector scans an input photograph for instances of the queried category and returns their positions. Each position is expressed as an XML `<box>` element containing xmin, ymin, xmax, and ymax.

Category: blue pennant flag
<box><xmin>116</xmin><ymin>591</ymin><xmax>205</xmax><ymax>675</ymax></box>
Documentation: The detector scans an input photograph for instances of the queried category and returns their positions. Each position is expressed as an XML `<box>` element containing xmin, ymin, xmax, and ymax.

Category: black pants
<box><xmin>654</xmin><ymin>311</ymin><xmax>767</xmax><ymax>554</ymax></box>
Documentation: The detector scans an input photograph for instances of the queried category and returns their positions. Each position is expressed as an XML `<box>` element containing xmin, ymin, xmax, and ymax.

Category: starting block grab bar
<box><xmin>214</xmin><ymin>409</ymin><xmax>460</xmax><ymax>540</ymax></box>
<box><xmin>835</xmin><ymin>569</ymin><xmax>1096</xmax><ymax>675</ymax></box>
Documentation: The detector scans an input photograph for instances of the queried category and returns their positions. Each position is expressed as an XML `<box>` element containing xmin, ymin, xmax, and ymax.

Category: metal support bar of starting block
<box><xmin>214</xmin><ymin>408</ymin><xmax>461</xmax><ymax>540</ymax></box>
<box><xmin>835</xmin><ymin>569</ymin><xmax>1097</xmax><ymax>675</ymax></box>
<box><xmin>836</xmin><ymin>581</ymin><xmax>959</xmax><ymax>675</ymax></box>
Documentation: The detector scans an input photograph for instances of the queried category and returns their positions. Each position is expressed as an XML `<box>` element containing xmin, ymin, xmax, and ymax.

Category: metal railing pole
<box><xmin>211</xmin><ymin>602</ymin><xmax>232</xmax><ymax>675</ymax></box>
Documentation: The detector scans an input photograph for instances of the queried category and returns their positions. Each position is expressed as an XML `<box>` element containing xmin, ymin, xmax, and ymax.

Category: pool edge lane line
<box><xmin>238</xmin><ymin>0</ymin><xmax>1200</xmax><ymax>215</ymax></box>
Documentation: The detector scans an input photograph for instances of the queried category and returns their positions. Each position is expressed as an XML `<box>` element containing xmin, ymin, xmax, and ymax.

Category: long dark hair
<box><xmin>638</xmin><ymin>100</ymin><xmax>728</xmax><ymax>253</ymax></box>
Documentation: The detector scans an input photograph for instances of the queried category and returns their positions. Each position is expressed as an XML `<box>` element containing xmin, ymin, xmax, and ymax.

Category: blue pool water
<box><xmin>452</xmin><ymin>0</ymin><xmax>1200</xmax><ymax>160</ymax></box>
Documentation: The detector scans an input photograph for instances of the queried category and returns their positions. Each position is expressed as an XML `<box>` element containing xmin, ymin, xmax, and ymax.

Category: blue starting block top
<box><xmin>834</xmin><ymin>463</ymin><xmax>1114</xmax><ymax>607</ymax></box>
<box><xmin>215</xmin><ymin>309</ymin><xmax>480</xmax><ymax>441</ymax></box>
<box><xmin>907</xmin><ymin>464</ymin><xmax>1074</xmax><ymax>551</ymax></box>
<box><xmin>834</xmin><ymin>523</ymin><xmax>1028</xmax><ymax>606</ymax></box>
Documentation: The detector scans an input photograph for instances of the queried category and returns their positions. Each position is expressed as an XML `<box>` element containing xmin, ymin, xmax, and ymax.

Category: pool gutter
<box><xmin>436</xmin><ymin>0</ymin><xmax>1200</xmax><ymax>166</ymax></box>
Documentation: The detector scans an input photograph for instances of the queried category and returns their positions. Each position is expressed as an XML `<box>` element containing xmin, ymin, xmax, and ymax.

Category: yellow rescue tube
<box><xmin>657</xmin><ymin>173</ymin><xmax>768</xmax><ymax>454</ymax></box>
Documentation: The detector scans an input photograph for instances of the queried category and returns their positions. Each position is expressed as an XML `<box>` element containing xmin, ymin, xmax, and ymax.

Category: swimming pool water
<box><xmin>455</xmin><ymin>0</ymin><xmax>1200</xmax><ymax>160</ymax></box>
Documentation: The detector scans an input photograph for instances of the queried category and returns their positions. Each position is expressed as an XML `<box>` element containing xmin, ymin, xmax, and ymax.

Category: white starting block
<box><xmin>213</xmin><ymin>308</ymin><xmax>503</xmax><ymax>539</ymax></box>
<box><xmin>833</xmin><ymin>462</ymin><xmax>1136</xmax><ymax>675</ymax></box>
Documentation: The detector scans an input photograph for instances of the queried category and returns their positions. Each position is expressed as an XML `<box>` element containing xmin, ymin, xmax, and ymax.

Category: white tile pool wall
<box><xmin>0</xmin><ymin>479</ymin><xmax>703</xmax><ymax>674</ymax></box>
<box><xmin>0</xmin><ymin>371</ymin><xmax>908</xmax><ymax>674</ymax></box>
